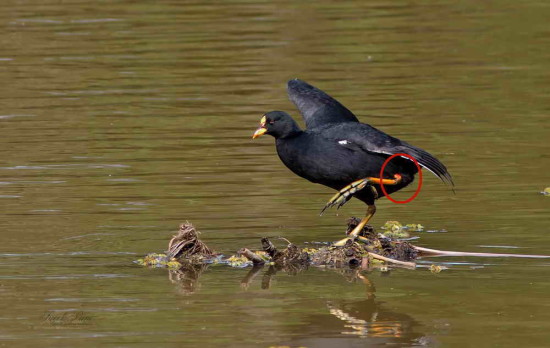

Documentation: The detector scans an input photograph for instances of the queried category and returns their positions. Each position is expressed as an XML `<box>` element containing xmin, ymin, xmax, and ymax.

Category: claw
<box><xmin>336</xmin><ymin>197</ymin><xmax>347</xmax><ymax>209</ymax></box>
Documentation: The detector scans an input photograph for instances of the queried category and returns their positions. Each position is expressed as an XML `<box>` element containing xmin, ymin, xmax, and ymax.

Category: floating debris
<box><xmin>237</xmin><ymin>249</ymin><xmax>269</xmax><ymax>265</ymax></box>
<box><xmin>136</xmin><ymin>223</ymin><xmax>217</xmax><ymax>269</ymax></box>
<box><xmin>380</xmin><ymin>221</ymin><xmax>424</xmax><ymax>238</ymax></box>
<box><xmin>405</xmin><ymin>223</ymin><xmax>424</xmax><ymax>232</ymax></box>
<box><xmin>224</xmin><ymin>250</ymin><xmax>270</xmax><ymax>268</ymax></box>
<box><xmin>136</xmin><ymin>219</ymin><xmax>550</xmax><ymax>274</ymax></box>
<box><xmin>429</xmin><ymin>264</ymin><xmax>443</xmax><ymax>273</ymax></box>
<box><xmin>225</xmin><ymin>254</ymin><xmax>252</xmax><ymax>268</ymax></box>
<box><xmin>381</xmin><ymin>220</ymin><xmax>403</xmax><ymax>233</ymax></box>
<box><xmin>382</xmin><ymin>229</ymin><xmax>409</xmax><ymax>239</ymax></box>
<box><xmin>136</xmin><ymin>219</ymin><xmax>416</xmax><ymax>272</ymax></box>
<box><xmin>541</xmin><ymin>187</ymin><xmax>550</xmax><ymax>196</ymax></box>
<box><xmin>134</xmin><ymin>253</ymin><xmax>182</xmax><ymax>269</ymax></box>
<box><xmin>167</xmin><ymin>222</ymin><xmax>214</xmax><ymax>262</ymax></box>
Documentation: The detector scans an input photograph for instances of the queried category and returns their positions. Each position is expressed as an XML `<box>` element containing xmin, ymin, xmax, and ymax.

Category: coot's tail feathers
<box><xmin>287</xmin><ymin>79</ymin><xmax>359</xmax><ymax>129</ymax></box>
<box><xmin>394</xmin><ymin>144</ymin><xmax>454</xmax><ymax>186</ymax></box>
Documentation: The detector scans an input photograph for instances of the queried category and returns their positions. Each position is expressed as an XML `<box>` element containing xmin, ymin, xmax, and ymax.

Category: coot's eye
<box><xmin>268</xmin><ymin>120</ymin><xmax>275</xmax><ymax>124</ymax></box>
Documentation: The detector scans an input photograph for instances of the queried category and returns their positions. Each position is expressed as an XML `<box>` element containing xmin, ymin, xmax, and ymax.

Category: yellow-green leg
<box><xmin>333</xmin><ymin>204</ymin><xmax>376</xmax><ymax>246</ymax></box>
<box><xmin>323</xmin><ymin>174</ymin><xmax>402</xmax><ymax>247</ymax></box>
<box><xmin>320</xmin><ymin>174</ymin><xmax>402</xmax><ymax>216</ymax></box>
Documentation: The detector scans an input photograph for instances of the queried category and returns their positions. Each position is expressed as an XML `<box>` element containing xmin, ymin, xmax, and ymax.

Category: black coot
<box><xmin>253</xmin><ymin>79</ymin><xmax>453</xmax><ymax>245</ymax></box>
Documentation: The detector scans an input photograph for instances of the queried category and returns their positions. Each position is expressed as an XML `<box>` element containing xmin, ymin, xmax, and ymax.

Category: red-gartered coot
<box><xmin>253</xmin><ymin>79</ymin><xmax>453</xmax><ymax>245</ymax></box>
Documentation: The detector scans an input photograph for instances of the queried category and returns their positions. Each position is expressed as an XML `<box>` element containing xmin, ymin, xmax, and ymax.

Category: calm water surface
<box><xmin>1</xmin><ymin>1</ymin><xmax>549</xmax><ymax>347</ymax></box>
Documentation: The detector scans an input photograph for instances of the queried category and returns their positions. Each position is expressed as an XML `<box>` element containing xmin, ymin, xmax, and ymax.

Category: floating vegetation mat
<box><xmin>135</xmin><ymin>219</ymin><xmax>550</xmax><ymax>274</ymax></box>
<box><xmin>135</xmin><ymin>220</ymin><xmax>420</xmax><ymax>271</ymax></box>
<box><xmin>135</xmin><ymin>220</ymin><xmax>550</xmax><ymax>295</ymax></box>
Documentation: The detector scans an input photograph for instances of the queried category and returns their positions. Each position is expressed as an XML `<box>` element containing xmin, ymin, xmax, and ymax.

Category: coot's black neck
<box><xmin>272</xmin><ymin>118</ymin><xmax>303</xmax><ymax>139</ymax></box>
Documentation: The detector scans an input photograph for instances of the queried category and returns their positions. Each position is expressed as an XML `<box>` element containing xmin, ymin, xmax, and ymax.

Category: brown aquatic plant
<box><xmin>167</xmin><ymin>222</ymin><xmax>214</xmax><ymax>261</ymax></box>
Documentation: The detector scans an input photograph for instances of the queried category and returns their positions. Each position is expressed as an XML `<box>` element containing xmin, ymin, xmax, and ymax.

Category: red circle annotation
<box><xmin>379</xmin><ymin>153</ymin><xmax>423</xmax><ymax>204</ymax></box>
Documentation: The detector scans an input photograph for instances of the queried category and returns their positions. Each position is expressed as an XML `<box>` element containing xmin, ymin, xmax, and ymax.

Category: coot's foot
<box><xmin>333</xmin><ymin>205</ymin><xmax>377</xmax><ymax>247</ymax></box>
<box><xmin>320</xmin><ymin>174</ymin><xmax>402</xmax><ymax>216</ymax></box>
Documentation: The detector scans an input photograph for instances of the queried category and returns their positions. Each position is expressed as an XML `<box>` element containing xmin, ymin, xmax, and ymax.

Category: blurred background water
<box><xmin>1</xmin><ymin>0</ymin><xmax>549</xmax><ymax>346</ymax></box>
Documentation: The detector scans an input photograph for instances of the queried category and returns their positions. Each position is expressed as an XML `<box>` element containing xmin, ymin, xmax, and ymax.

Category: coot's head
<box><xmin>252</xmin><ymin>111</ymin><xmax>301</xmax><ymax>139</ymax></box>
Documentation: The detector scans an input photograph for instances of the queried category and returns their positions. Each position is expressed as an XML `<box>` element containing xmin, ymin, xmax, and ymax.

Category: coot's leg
<box><xmin>320</xmin><ymin>174</ymin><xmax>402</xmax><ymax>215</ymax></box>
<box><xmin>333</xmin><ymin>204</ymin><xmax>377</xmax><ymax>246</ymax></box>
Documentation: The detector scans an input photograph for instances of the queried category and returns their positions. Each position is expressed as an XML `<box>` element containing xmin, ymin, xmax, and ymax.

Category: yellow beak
<box><xmin>252</xmin><ymin>116</ymin><xmax>267</xmax><ymax>139</ymax></box>
<box><xmin>252</xmin><ymin>127</ymin><xmax>267</xmax><ymax>139</ymax></box>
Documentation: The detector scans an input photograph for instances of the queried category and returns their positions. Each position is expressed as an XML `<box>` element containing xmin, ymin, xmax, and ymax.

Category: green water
<box><xmin>1</xmin><ymin>1</ymin><xmax>549</xmax><ymax>346</ymax></box>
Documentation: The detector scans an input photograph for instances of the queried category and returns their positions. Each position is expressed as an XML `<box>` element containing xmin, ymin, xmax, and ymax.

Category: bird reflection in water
<box><xmin>295</xmin><ymin>272</ymin><xmax>431</xmax><ymax>346</ymax></box>
<box><xmin>166</xmin><ymin>260</ymin><xmax>432</xmax><ymax>345</ymax></box>
<box><xmin>248</xmin><ymin>265</ymin><xmax>429</xmax><ymax>345</ymax></box>
<box><xmin>326</xmin><ymin>274</ymin><xmax>413</xmax><ymax>340</ymax></box>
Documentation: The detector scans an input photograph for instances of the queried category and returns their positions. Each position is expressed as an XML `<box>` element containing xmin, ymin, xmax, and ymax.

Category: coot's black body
<box><xmin>274</xmin><ymin>122</ymin><xmax>419</xmax><ymax>205</ymax></box>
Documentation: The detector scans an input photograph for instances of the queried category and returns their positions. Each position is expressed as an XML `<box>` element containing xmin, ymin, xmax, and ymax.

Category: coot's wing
<box><xmin>287</xmin><ymin>79</ymin><xmax>359</xmax><ymax>129</ymax></box>
<box><xmin>327</xmin><ymin>124</ymin><xmax>454</xmax><ymax>186</ymax></box>
<box><xmin>384</xmin><ymin>141</ymin><xmax>454</xmax><ymax>186</ymax></box>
